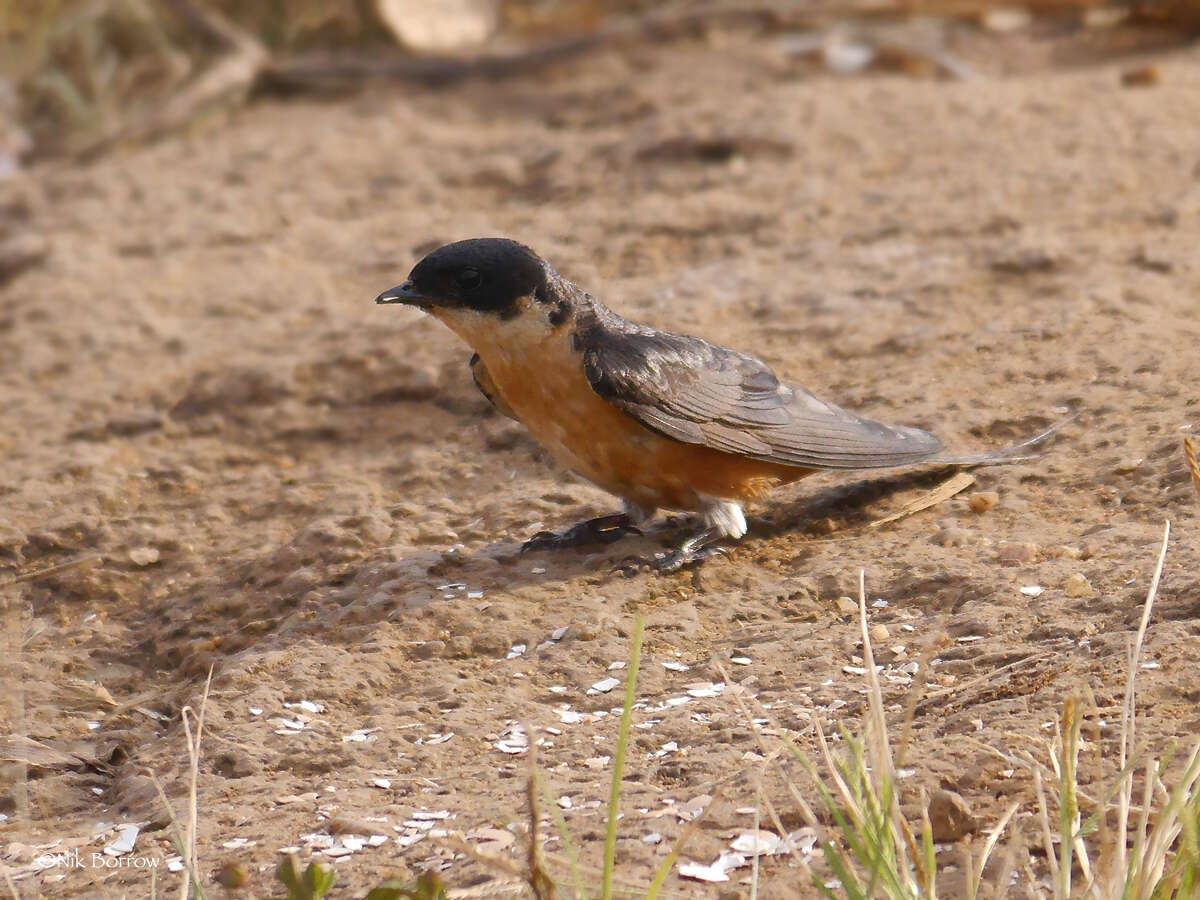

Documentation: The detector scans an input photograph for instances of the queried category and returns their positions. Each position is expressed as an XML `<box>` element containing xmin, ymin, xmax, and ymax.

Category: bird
<box><xmin>376</xmin><ymin>238</ymin><xmax>1058</xmax><ymax>572</ymax></box>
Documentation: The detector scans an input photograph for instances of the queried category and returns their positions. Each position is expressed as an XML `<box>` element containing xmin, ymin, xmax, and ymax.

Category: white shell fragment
<box><xmin>731</xmin><ymin>831</ymin><xmax>779</xmax><ymax>854</ymax></box>
<box><xmin>103</xmin><ymin>824</ymin><xmax>139</xmax><ymax>857</ymax></box>
<box><xmin>679</xmin><ymin>851</ymin><xmax>747</xmax><ymax>883</ymax></box>
<box><xmin>823</xmin><ymin>40</ymin><xmax>876</xmax><ymax>75</ymax></box>
<box><xmin>284</xmin><ymin>700</ymin><xmax>324</xmax><ymax>714</ymax></box>
<box><xmin>494</xmin><ymin>723</ymin><xmax>529</xmax><ymax>754</ymax></box>
<box><xmin>730</xmin><ymin>827</ymin><xmax>818</xmax><ymax>857</ymax></box>
<box><xmin>589</xmin><ymin>677</ymin><xmax>621</xmax><ymax>694</ymax></box>
<box><xmin>674</xmin><ymin>794</ymin><xmax>711</xmax><ymax>821</ymax></box>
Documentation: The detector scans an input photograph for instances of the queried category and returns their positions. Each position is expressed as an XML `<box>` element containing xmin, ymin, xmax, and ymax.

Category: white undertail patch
<box><xmin>700</xmin><ymin>496</ymin><xmax>747</xmax><ymax>539</ymax></box>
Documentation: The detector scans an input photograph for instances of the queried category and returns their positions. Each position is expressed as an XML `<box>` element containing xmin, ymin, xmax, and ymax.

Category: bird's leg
<box><xmin>521</xmin><ymin>511</ymin><xmax>643</xmax><ymax>553</ymax></box>
<box><xmin>616</xmin><ymin>497</ymin><xmax>745</xmax><ymax>575</ymax></box>
<box><xmin>644</xmin><ymin>526</ymin><xmax>727</xmax><ymax>574</ymax></box>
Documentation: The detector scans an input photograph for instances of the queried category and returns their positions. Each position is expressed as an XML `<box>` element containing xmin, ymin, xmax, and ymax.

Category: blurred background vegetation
<box><xmin>0</xmin><ymin>0</ymin><xmax>1197</xmax><ymax>163</ymax></box>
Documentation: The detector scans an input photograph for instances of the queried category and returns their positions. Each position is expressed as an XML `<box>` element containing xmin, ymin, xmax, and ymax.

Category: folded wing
<box><xmin>470</xmin><ymin>353</ymin><xmax>518</xmax><ymax>420</ymax></box>
<box><xmin>580</xmin><ymin>324</ymin><xmax>943</xmax><ymax>470</ymax></box>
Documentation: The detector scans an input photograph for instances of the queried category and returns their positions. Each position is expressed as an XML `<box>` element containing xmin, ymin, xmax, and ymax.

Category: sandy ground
<box><xmin>2</xmin><ymin>23</ymin><xmax>1199</xmax><ymax>899</ymax></box>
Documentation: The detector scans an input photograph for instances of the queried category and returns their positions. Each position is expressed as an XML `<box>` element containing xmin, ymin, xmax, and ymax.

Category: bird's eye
<box><xmin>456</xmin><ymin>267</ymin><xmax>482</xmax><ymax>290</ymax></box>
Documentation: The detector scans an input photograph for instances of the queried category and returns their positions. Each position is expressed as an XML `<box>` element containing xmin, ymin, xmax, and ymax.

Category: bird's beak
<box><xmin>375</xmin><ymin>280</ymin><xmax>429</xmax><ymax>306</ymax></box>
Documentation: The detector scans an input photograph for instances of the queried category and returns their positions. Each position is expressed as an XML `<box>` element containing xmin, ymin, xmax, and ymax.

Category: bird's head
<box><xmin>376</xmin><ymin>238</ymin><xmax>554</xmax><ymax>321</ymax></box>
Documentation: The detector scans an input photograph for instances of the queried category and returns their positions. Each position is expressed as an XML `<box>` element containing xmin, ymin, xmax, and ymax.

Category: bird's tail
<box><xmin>927</xmin><ymin>413</ymin><xmax>1077</xmax><ymax>467</ymax></box>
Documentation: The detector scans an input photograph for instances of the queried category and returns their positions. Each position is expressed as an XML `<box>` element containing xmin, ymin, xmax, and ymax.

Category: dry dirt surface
<box><xmin>2</xmin><ymin>24</ymin><xmax>1199</xmax><ymax>900</ymax></box>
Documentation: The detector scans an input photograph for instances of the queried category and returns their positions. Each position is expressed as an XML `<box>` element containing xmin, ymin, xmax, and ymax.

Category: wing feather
<box><xmin>580</xmin><ymin>321</ymin><xmax>943</xmax><ymax>470</ymax></box>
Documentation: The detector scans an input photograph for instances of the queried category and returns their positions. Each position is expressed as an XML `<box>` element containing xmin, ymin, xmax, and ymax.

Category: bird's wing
<box><xmin>469</xmin><ymin>353</ymin><xmax>518</xmax><ymax>420</ymax></box>
<box><xmin>580</xmin><ymin>326</ymin><xmax>944</xmax><ymax>469</ymax></box>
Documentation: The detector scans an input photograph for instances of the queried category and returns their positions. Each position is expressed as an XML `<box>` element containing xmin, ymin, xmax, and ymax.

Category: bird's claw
<box><xmin>613</xmin><ymin>545</ymin><xmax>725</xmax><ymax>576</ymax></box>
<box><xmin>521</xmin><ymin>516</ymin><xmax>641</xmax><ymax>553</ymax></box>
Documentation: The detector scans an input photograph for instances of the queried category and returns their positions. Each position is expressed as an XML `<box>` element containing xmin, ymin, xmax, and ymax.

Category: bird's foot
<box><xmin>521</xmin><ymin>514</ymin><xmax>641</xmax><ymax>553</ymax></box>
<box><xmin>613</xmin><ymin>527</ymin><xmax>727</xmax><ymax>576</ymax></box>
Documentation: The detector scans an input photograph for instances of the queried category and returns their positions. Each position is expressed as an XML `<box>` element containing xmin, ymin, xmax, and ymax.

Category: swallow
<box><xmin>377</xmin><ymin>238</ymin><xmax>1059</xmax><ymax>572</ymax></box>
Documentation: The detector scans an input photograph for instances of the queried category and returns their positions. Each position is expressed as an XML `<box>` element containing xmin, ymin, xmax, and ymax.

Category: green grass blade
<box><xmin>601</xmin><ymin>615</ymin><xmax>643</xmax><ymax>900</ymax></box>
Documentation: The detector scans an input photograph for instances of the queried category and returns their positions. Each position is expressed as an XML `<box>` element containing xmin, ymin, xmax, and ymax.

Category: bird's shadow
<box><xmin>503</xmin><ymin>464</ymin><xmax>970</xmax><ymax>579</ymax></box>
<box><xmin>761</xmin><ymin>465</ymin><xmax>968</xmax><ymax>537</ymax></box>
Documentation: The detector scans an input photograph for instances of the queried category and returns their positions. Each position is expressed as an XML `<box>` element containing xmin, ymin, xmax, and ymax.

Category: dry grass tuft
<box><xmin>713</xmin><ymin>522</ymin><xmax>1196</xmax><ymax>898</ymax></box>
<box><xmin>1184</xmin><ymin>436</ymin><xmax>1200</xmax><ymax>500</ymax></box>
<box><xmin>151</xmin><ymin>665</ymin><xmax>214</xmax><ymax>900</ymax></box>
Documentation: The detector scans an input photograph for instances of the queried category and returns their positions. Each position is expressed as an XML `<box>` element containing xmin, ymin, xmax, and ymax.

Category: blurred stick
<box><xmin>256</xmin><ymin>5</ymin><xmax>830</xmax><ymax>91</ymax></box>
<box><xmin>4</xmin><ymin>553</ymin><xmax>102</xmax><ymax>585</ymax></box>
<box><xmin>78</xmin><ymin>0</ymin><xmax>266</xmax><ymax>159</ymax></box>
<box><xmin>161</xmin><ymin>0</ymin><xmax>260</xmax><ymax>52</ymax></box>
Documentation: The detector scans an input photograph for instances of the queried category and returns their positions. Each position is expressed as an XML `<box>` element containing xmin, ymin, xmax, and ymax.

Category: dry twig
<box><xmin>869</xmin><ymin>471</ymin><xmax>975</xmax><ymax>528</ymax></box>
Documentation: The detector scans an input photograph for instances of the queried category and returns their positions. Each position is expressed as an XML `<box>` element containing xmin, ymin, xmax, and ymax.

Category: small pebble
<box><xmin>417</xmin><ymin>527</ymin><xmax>458</xmax><ymax>544</ymax></box>
<box><xmin>932</xmin><ymin>524</ymin><xmax>968</xmax><ymax>547</ymax></box>
<box><xmin>328</xmin><ymin>816</ymin><xmax>381</xmax><ymax>835</ymax></box>
<box><xmin>1063</xmin><ymin>573</ymin><xmax>1097</xmax><ymax>599</ymax></box>
<box><xmin>215</xmin><ymin>862</ymin><xmax>249</xmax><ymax>889</ymax></box>
<box><xmin>982</xmin><ymin>7</ymin><xmax>1030</xmax><ymax>31</ymax></box>
<box><xmin>968</xmin><ymin>491</ymin><xmax>999</xmax><ymax>513</ymax></box>
<box><xmin>927</xmin><ymin>789</ymin><xmax>977</xmax><ymax>841</ymax></box>
<box><xmin>1121</xmin><ymin>64</ymin><xmax>1159</xmax><ymax>87</ymax></box>
<box><xmin>809</xmin><ymin>517</ymin><xmax>839</xmax><ymax>535</ymax></box>
<box><xmin>869</xmin><ymin>624</ymin><xmax>890</xmax><ymax>643</ymax></box>
<box><xmin>835</xmin><ymin>596</ymin><xmax>857</xmax><ymax>614</ymax></box>
<box><xmin>412</xmin><ymin>640</ymin><xmax>445</xmax><ymax>660</ymax></box>
<box><xmin>1048</xmin><ymin>544</ymin><xmax>1084</xmax><ymax>560</ymax></box>
<box><xmin>129</xmin><ymin>547</ymin><xmax>160</xmax><ymax>566</ymax></box>
<box><xmin>997</xmin><ymin>542</ymin><xmax>1037</xmax><ymax>564</ymax></box>
<box><xmin>1115</xmin><ymin>458</ymin><xmax>1143</xmax><ymax>474</ymax></box>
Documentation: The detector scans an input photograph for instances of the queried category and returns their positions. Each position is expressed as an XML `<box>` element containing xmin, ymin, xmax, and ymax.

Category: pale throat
<box><xmin>431</xmin><ymin>303</ymin><xmax>580</xmax><ymax>396</ymax></box>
